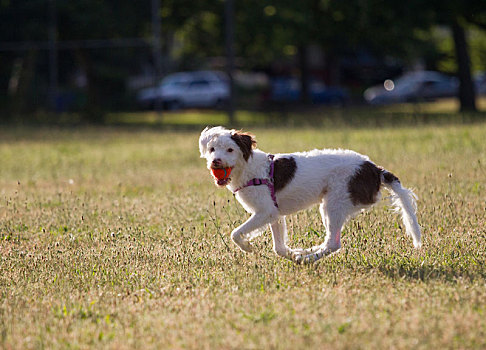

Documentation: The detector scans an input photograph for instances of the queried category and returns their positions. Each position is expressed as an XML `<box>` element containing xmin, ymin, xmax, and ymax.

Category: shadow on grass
<box><xmin>378</xmin><ymin>265</ymin><xmax>486</xmax><ymax>283</ymax></box>
<box><xmin>2</xmin><ymin>106</ymin><xmax>486</xmax><ymax>133</ymax></box>
<box><xmin>371</xmin><ymin>256</ymin><xmax>486</xmax><ymax>283</ymax></box>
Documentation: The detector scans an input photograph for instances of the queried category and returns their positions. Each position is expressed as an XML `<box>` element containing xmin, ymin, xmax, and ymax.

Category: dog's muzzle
<box><xmin>211</xmin><ymin>158</ymin><xmax>223</xmax><ymax>168</ymax></box>
<box><xmin>215</xmin><ymin>177</ymin><xmax>231</xmax><ymax>186</ymax></box>
<box><xmin>210</xmin><ymin>159</ymin><xmax>232</xmax><ymax>186</ymax></box>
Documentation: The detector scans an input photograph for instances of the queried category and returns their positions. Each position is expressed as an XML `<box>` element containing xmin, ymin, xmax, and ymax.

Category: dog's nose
<box><xmin>212</xmin><ymin>158</ymin><xmax>222</xmax><ymax>167</ymax></box>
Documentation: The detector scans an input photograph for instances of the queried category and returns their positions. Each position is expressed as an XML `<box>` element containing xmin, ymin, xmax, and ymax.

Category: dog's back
<box><xmin>274</xmin><ymin>149</ymin><xmax>369</xmax><ymax>215</ymax></box>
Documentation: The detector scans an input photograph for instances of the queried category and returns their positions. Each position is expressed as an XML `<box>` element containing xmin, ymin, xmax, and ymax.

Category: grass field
<box><xmin>1</xmin><ymin>117</ymin><xmax>486</xmax><ymax>349</ymax></box>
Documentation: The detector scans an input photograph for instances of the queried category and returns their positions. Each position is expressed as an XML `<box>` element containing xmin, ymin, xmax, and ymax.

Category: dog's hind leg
<box><xmin>295</xmin><ymin>201</ymin><xmax>347</xmax><ymax>264</ymax></box>
<box><xmin>291</xmin><ymin>202</ymin><xmax>333</xmax><ymax>256</ymax></box>
<box><xmin>269</xmin><ymin>216</ymin><xmax>325</xmax><ymax>261</ymax></box>
<box><xmin>320</xmin><ymin>201</ymin><xmax>345</xmax><ymax>253</ymax></box>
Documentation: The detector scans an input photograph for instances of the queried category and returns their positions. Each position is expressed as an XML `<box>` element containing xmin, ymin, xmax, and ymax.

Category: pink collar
<box><xmin>233</xmin><ymin>154</ymin><xmax>278</xmax><ymax>208</ymax></box>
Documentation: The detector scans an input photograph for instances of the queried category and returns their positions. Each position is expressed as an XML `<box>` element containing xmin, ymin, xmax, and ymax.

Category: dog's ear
<box><xmin>231</xmin><ymin>130</ymin><xmax>257</xmax><ymax>161</ymax></box>
<box><xmin>199</xmin><ymin>127</ymin><xmax>212</xmax><ymax>157</ymax></box>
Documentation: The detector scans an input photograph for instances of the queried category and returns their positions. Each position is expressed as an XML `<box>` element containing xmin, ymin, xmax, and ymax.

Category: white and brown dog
<box><xmin>199</xmin><ymin>126</ymin><xmax>421</xmax><ymax>263</ymax></box>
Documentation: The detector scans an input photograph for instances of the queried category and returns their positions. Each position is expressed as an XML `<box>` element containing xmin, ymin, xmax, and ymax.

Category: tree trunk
<box><xmin>298</xmin><ymin>44</ymin><xmax>310</xmax><ymax>104</ymax></box>
<box><xmin>326</xmin><ymin>52</ymin><xmax>341</xmax><ymax>87</ymax></box>
<box><xmin>224</xmin><ymin>0</ymin><xmax>236</xmax><ymax>124</ymax></box>
<box><xmin>74</xmin><ymin>49</ymin><xmax>105</xmax><ymax>123</ymax></box>
<box><xmin>11</xmin><ymin>50</ymin><xmax>37</xmax><ymax>116</ymax></box>
<box><xmin>451</xmin><ymin>19</ymin><xmax>477</xmax><ymax>112</ymax></box>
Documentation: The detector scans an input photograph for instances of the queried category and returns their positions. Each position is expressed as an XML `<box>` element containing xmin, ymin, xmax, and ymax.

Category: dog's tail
<box><xmin>381</xmin><ymin>170</ymin><xmax>422</xmax><ymax>248</ymax></box>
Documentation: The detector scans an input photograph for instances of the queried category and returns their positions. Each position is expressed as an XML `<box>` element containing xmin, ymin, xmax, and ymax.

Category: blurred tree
<box><xmin>0</xmin><ymin>0</ymin><xmax>48</xmax><ymax>119</ymax></box>
<box><xmin>285</xmin><ymin>0</ymin><xmax>484</xmax><ymax>111</ymax></box>
<box><xmin>1</xmin><ymin>0</ymin><xmax>485</xmax><ymax>118</ymax></box>
<box><xmin>0</xmin><ymin>0</ymin><xmax>153</xmax><ymax>121</ymax></box>
<box><xmin>233</xmin><ymin>0</ymin><xmax>435</xmax><ymax>102</ymax></box>
<box><xmin>56</xmin><ymin>1</ymin><xmax>151</xmax><ymax>122</ymax></box>
<box><xmin>469</xmin><ymin>26</ymin><xmax>486</xmax><ymax>73</ymax></box>
<box><xmin>437</xmin><ymin>26</ymin><xmax>486</xmax><ymax>74</ymax></box>
<box><xmin>161</xmin><ymin>0</ymin><xmax>224</xmax><ymax>67</ymax></box>
<box><xmin>422</xmin><ymin>0</ymin><xmax>486</xmax><ymax>111</ymax></box>
<box><xmin>452</xmin><ymin>19</ymin><xmax>476</xmax><ymax>111</ymax></box>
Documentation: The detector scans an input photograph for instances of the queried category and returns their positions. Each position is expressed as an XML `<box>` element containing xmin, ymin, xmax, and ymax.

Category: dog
<box><xmin>199</xmin><ymin>126</ymin><xmax>421</xmax><ymax>263</ymax></box>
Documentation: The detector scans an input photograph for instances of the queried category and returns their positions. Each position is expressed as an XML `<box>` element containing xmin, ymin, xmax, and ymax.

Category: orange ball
<box><xmin>211</xmin><ymin>167</ymin><xmax>232</xmax><ymax>180</ymax></box>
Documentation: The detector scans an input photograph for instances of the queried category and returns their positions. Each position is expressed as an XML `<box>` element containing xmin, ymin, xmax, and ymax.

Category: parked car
<box><xmin>266</xmin><ymin>77</ymin><xmax>348</xmax><ymax>105</ymax></box>
<box><xmin>137</xmin><ymin>71</ymin><xmax>230</xmax><ymax>109</ymax></box>
<box><xmin>475</xmin><ymin>72</ymin><xmax>486</xmax><ymax>95</ymax></box>
<box><xmin>363</xmin><ymin>71</ymin><xmax>458</xmax><ymax>105</ymax></box>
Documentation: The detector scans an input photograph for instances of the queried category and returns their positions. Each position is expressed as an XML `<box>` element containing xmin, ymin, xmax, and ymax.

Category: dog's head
<box><xmin>199</xmin><ymin>126</ymin><xmax>257</xmax><ymax>186</ymax></box>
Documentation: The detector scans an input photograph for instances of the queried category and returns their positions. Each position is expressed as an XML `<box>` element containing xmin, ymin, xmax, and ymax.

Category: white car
<box><xmin>137</xmin><ymin>71</ymin><xmax>230</xmax><ymax>109</ymax></box>
<box><xmin>364</xmin><ymin>71</ymin><xmax>458</xmax><ymax>105</ymax></box>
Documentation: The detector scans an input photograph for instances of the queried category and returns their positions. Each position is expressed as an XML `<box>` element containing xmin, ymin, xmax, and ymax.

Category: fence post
<box><xmin>225</xmin><ymin>0</ymin><xmax>235</xmax><ymax>125</ymax></box>
<box><xmin>48</xmin><ymin>0</ymin><xmax>58</xmax><ymax>112</ymax></box>
<box><xmin>151</xmin><ymin>0</ymin><xmax>163</xmax><ymax>115</ymax></box>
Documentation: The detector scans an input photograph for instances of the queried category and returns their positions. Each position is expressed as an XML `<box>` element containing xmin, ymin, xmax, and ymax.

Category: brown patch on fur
<box><xmin>231</xmin><ymin>131</ymin><xmax>257</xmax><ymax>161</ymax></box>
<box><xmin>320</xmin><ymin>186</ymin><xmax>328</xmax><ymax>199</ymax></box>
<box><xmin>273</xmin><ymin>157</ymin><xmax>297</xmax><ymax>192</ymax></box>
<box><xmin>382</xmin><ymin>170</ymin><xmax>400</xmax><ymax>184</ymax></box>
<box><xmin>348</xmin><ymin>161</ymin><xmax>382</xmax><ymax>205</ymax></box>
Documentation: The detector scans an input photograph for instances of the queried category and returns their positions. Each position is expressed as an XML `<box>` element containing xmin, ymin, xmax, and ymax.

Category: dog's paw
<box><xmin>321</xmin><ymin>243</ymin><xmax>341</xmax><ymax>255</ymax></box>
<box><xmin>289</xmin><ymin>250</ymin><xmax>311</xmax><ymax>264</ymax></box>
<box><xmin>231</xmin><ymin>232</ymin><xmax>253</xmax><ymax>253</ymax></box>
<box><xmin>287</xmin><ymin>245</ymin><xmax>321</xmax><ymax>263</ymax></box>
<box><xmin>292</xmin><ymin>245</ymin><xmax>321</xmax><ymax>255</ymax></box>
<box><xmin>237</xmin><ymin>241</ymin><xmax>253</xmax><ymax>253</ymax></box>
<box><xmin>294</xmin><ymin>254</ymin><xmax>305</xmax><ymax>264</ymax></box>
<box><xmin>290</xmin><ymin>246</ymin><xmax>340</xmax><ymax>264</ymax></box>
<box><xmin>299</xmin><ymin>253</ymin><xmax>320</xmax><ymax>264</ymax></box>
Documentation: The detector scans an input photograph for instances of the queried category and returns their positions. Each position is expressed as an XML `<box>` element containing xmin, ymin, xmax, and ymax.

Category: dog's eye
<box><xmin>227</xmin><ymin>148</ymin><xmax>233</xmax><ymax>153</ymax></box>
<box><xmin>210</xmin><ymin>147</ymin><xmax>215</xmax><ymax>153</ymax></box>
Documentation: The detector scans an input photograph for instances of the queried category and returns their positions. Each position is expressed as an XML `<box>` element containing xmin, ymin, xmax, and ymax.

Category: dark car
<box><xmin>363</xmin><ymin>71</ymin><xmax>458</xmax><ymax>105</ymax></box>
<box><xmin>268</xmin><ymin>77</ymin><xmax>348</xmax><ymax>105</ymax></box>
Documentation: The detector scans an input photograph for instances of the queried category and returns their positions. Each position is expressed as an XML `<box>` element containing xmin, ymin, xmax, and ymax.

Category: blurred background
<box><xmin>1</xmin><ymin>0</ymin><xmax>485</xmax><ymax>124</ymax></box>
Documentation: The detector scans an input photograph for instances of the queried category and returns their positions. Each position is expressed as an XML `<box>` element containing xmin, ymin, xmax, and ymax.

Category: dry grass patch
<box><xmin>1</xmin><ymin>122</ymin><xmax>485</xmax><ymax>349</ymax></box>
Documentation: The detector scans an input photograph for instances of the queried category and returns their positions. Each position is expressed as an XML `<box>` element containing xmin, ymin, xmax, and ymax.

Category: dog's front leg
<box><xmin>231</xmin><ymin>211</ymin><xmax>278</xmax><ymax>253</ymax></box>
<box><xmin>269</xmin><ymin>217</ymin><xmax>293</xmax><ymax>259</ymax></box>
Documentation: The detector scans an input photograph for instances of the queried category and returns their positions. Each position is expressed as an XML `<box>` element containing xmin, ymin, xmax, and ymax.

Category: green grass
<box><xmin>1</xmin><ymin>118</ymin><xmax>485</xmax><ymax>349</ymax></box>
